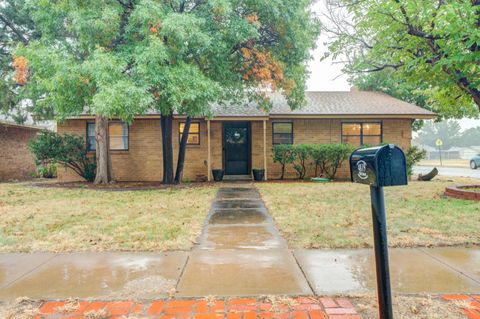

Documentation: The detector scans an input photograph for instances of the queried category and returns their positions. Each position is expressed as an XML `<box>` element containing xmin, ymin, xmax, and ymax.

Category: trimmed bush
<box><xmin>292</xmin><ymin>144</ymin><xmax>311</xmax><ymax>179</ymax></box>
<box><xmin>29</xmin><ymin>130</ymin><xmax>96</xmax><ymax>182</ymax></box>
<box><xmin>321</xmin><ymin>144</ymin><xmax>355</xmax><ymax>179</ymax></box>
<box><xmin>272</xmin><ymin>143</ymin><xmax>354</xmax><ymax>180</ymax></box>
<box><xmin>272</xmin><ymin>144</ymin><xmax>296</xmax><ymax>179</ymax></box>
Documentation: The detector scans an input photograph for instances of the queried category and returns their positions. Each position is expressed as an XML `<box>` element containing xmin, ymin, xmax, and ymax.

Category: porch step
<box><xmin>223</xmin><ymin>175</ymin><xmax>252</xmax><ymax>181</ymax></box>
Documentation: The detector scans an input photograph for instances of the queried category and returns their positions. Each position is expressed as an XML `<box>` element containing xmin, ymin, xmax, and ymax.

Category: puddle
<box><xmin>213</xmin><ymin>200</ymin><xmax>264</xmax><ymax>209</ymax></box>
<box><xmin>199</xmin><ymin>225</ymin><xmax>286</xmax><ymax>250</ymax></box>
<box><xmin>210</xmin><ymin>209</ymin><xmax>267</xmax><ymax>224</ymax></box>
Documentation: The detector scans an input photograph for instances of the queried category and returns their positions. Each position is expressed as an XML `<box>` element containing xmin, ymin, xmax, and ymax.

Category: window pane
<box><xmin>87</xmin><ymin>123</ymin><xmax>95</xmax><ymax>136</ymax></box>
<box><xmin>87</xmin><ymin>136</ymin><xmax>96</xmax><ymax>151</ymax></box>
<box><xmin>362</xmin><ymin>136</ymin><xmax>381</xmax><ymax>146</ymax></box>
<box><xmin>180</xmin><ymin>122</ymin><xmax>200</xmax><ymax>133</ymax></box>
<box><xmin>273</xmin><ymin>134</ymin><xmax>293</xmax><ymax>144</ymax></box>
<box><xmin>342</xmin><ymin>136</ymin><xmax>361</xmax><ymax>146</ymax></box>
<box><xmin>190</xmin><ymin>123</ymin><xmax>199</xmax><ymax>133</ymax></box>
<box><xmin>363</xmin><ymin>123</ymin><xmax>381</xmax><ymax>136</ymax></box>
<box><xmin>110</xmin><ymin>136</ymin><xmax>126</xmax><ymax>150</ymax></box>
<box><xmin>109</xmin><ymin>122</ymin><xmax>128</xmax><ymax>150</ymax></box>
<box><xmin>273</xmin><ymin>123</ymin><xmax>292</xmax><ymax>134</ymax></box>
<box><xmin>109</xmin><ymin>123</ymin><xmax>124</xmax><ymax>136</ymax></box>
<box><xmin>180</xmin><ymin>122</ymin><xmax>200</xmax><ymax>144</ymax></box>
<box><xmin>87</xmin><ymin>123</ymin><xmax>95</xmax><ymax>151</ymax></box>
<box><xmin>342</xmin><ymin>123</ymin><xmax>361</xmax><ymax>136</ymax></box>
<box><xmin>187</xmin><ymin>134</ymin><xmax>199</xmax><ymax>144</ymax></box>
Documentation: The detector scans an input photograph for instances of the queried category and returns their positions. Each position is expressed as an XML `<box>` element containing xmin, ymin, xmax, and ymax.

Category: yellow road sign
<box><xmin>435</xmin><ymin>139</ymin><xmax>443</xmax><ymax>147</ymax></box>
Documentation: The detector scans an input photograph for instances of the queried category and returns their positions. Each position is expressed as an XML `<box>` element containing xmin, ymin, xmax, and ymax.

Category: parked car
<box><xmin>471</xmin><ymin>154</ymin><xmax>480</xmax><ymax>169</ymax></box>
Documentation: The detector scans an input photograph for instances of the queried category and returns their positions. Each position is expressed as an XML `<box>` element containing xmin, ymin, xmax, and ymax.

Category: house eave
<box><xmin>65</xmin><ymin>113</ymin><xmax>436</xmax><ymax>121</ymax></box>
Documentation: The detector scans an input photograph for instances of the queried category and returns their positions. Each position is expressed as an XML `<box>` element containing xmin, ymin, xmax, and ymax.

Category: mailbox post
<box><xmin>350</xmin><ymin>144</ymin><xmax>408</xmax><ymax>319</ymax></box>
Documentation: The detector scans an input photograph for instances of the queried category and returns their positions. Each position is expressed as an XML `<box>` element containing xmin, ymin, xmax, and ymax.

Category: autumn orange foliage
<box><xmin>12</xmin><ymin>55</ymin><xmax>28</xmax><ymax>85</ymax></box>
<box><xmin>148</xmin><ymin>20</ymin><xmax>161</xmax><ymax>34</ymax></box>
<box><xmin>246</xmin><ymin>14</ymin><xmax>259</xmax><ymax>24</ymax></box>
<box><xmin>240</xmin><ymin>47</ymin><xmax>285</xmax><ymax>90</ymax></box>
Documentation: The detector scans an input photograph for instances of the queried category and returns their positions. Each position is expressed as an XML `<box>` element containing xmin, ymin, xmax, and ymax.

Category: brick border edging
<box><xmin>444</xmin><ymin>185</ymin><xmax>480</xmax><ymax>201</ymax></box>
<box><xmin>34</xmin><ymin>297</ymin><xmax>362</xmax><ymax>319</ymax></box>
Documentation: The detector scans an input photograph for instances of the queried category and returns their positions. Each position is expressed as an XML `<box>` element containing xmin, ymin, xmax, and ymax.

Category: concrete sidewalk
<box><xmin>1</xmin><ymin>247</ymin><xmax>479</xmax><ymax>301</ymax></box>
<box><xmin>0</xmin><ymin>183</ymin><xmax>479</xmax><ymax>301</ymax></box>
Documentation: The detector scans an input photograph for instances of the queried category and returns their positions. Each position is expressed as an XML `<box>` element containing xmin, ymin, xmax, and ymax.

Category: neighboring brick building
<box><xmin>0</xmin><ymin>121</ymin><xmax>42</xmax><ymax>181</ymax></box>
<box><xmin>57</xmin><ymin>90</ymin><xmax>436</xmax><ymax>182</ymax></box>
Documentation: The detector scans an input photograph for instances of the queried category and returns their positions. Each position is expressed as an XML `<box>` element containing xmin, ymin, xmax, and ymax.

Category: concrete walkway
<box><xmin>176</xmin><ymin>183</ymin><xmax>312</xmax><ymax>296</ymax></box>
<box><xmin>0</xmin><ymin>183</ymin><xmax>479</xmax><ymax>301</ymax></box>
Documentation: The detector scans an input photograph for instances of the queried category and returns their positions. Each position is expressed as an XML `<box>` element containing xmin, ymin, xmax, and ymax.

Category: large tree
<box><xmin>0</xmin><ymin>0</ymin><xmax>49</xmax><ymax>123</ymax></box>
<box><xmin>414</xmin><ymin>120</ymin><xmax>462</xmax><ymax>149</ymax></box>
<box><xmin>17</xmin><ymin>0</ymin><xmax>319</xmax><ymax>184</ymax></box>
<box><xmin>16</xmin><ymin>1</ymin><xmax>150</xmax><ymax>184</ymax></box>
<box><xmin>129</xmin><ymin>0</ymin><xmax>319</xmax><ymax>184</ymax></box>
<box><xmin>322</xmin><ymin>0</ymin><xmax>480</xmax><ymax>117</ymax></box>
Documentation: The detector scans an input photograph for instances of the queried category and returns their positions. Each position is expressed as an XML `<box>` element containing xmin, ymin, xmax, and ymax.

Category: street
<box><xmin>414</xmin><ymin>166</ymin><xmax>480</xmax><ymax>179</ymax></box>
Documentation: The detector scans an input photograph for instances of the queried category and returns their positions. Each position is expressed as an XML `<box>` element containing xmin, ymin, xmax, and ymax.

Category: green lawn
<box><xmin>257</xmin><ymin>177</ymin><xmax>480</xmax><ymax>249</ymax></box>
<box><xmin>0</xmin><ymin>183</ymin><xmax>217</xmax><ymax>252</ymax></box>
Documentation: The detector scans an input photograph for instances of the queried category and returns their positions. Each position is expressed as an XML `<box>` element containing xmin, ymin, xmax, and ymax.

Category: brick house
<box><xmin>57</xmin><ymin>90</ymin><xmax>436</xmax><ymax>181</ymax></box>
<box><xmin>0</xmin><ymin>121</ymin><xmax>42</xmax><ymax>181</ymax></box>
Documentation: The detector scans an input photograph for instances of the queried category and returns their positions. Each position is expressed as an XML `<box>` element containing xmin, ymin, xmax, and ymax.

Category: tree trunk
<box><xmin>161</xmin><ymin>114</ymin><xmax>175</xmax><ymax>184</ymax></box>
<box><xmin>94</xmin><ymin>115</ymin><xmax>112</xmax><ymax>184</ymax></box>
<box><xmin>174</xmin><ymin>117</ymin><xmax>191</xmax><ymax>184</ymax></box>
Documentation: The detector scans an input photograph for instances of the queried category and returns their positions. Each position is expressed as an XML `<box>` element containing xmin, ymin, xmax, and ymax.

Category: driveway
<box><xmin>414</xmin><ymin>166</ymin><xmax>480</xmax><ymax>179</ymax></box>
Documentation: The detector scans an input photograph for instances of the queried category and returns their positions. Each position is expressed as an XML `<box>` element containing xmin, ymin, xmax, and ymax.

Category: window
<box><xmin>87</xmin><ymin>122</ymin><xmax>96</xmax><ymax>152</ymax></box>
<box><xmin>179</xmin><ymin>122</ymin><xmax>200</xmax><ymax>145</ymax></box>
<box><xmin>109</xmin><ymin>122</ymin><xmax>129</xmax><ymax>150</ymax></box>
<box><xmin>86</xmin><ymin>122</ymin><xmax>129</xmax><ymax>151</ymax></box>
<box><xmin>273</xmin><ymin>122</ymin><xmax>293</xmax><ymax>144</ymax></box>
<box><xmin>342</xmin><ymin>122</ymin><xmax>382</xmax><ymax>146</ymax></box>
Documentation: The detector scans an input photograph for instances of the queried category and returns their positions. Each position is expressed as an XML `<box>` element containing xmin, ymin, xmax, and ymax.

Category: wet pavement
<box><xmin>1</xmin><ymin>182</ymin><xmax>479</xmax><ymax>301</ymax></box>
<box><xmin>176</xmin><ymin>183</ymin><xmax>312</xmax><ymax>296</ymax></box>
<box><xmin>414</xmin><ymin>165</ymin><xmax>480</xmax><ymax>179</ymax></box>
<box><xmin>0</xmin><ymin>252</ymin><xmax>187</xmax><ymax>300</ymax></box>
<box><xmin>295</xmin><ymin>247</ymin><xmax>480</xmax><ymax>295</ymax></box>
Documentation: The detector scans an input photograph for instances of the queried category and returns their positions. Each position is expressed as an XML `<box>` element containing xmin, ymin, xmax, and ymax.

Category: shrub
<box><xmin>272</xmin><ymin>144</ymin><xmax>296</xmax><ymax>179</ymax></box>
<box><xmin>321</xmin><ymin>144</ymin><xmax>354</xmax><ymax>179</ymax></box>
<box><xmin>309</xmin><ymin>144</ymin><xmax>327</xmax><ymax>177</ymax></box>
<box><xmin>292</xmin><ymin>144</ymin><xmax>311</xmax><ymax>179</ymax></box>
<box><xmin>37</xmin><ymin>163</ymin><xmax>58</xmax><ymax>178</ymax></box>
<box><xmin>405</xmin><ymin>145</ymin><xmax>426</xmax><ymax>176</ymax></box>
<box><xmin>29</xmin><ymin>130</ymin><xmax>96</xmax><ymax>182</ymax></box>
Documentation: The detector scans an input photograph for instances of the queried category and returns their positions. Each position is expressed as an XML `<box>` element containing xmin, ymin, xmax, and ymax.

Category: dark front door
<box><xmin>224</xmin><ymin>122</ymin><xmax>250</xmax><ymax>175</ymax></box>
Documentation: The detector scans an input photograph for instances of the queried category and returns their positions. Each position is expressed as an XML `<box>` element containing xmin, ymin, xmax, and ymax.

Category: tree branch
<box><xmin>0</xmin><ymin>14</ymin><xmax>29</xmax><ymax>44</ymax></box>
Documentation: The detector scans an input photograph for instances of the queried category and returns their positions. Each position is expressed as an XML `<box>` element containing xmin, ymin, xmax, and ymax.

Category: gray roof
<box><xmin>211</xmin><ymin>91</ymin><xmax>436</xmax><ymax>118</ymax></box>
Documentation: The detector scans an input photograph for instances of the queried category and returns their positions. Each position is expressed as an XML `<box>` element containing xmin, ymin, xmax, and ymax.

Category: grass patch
<box><xmin>351</xmin><ymin>293</ymin><xmax>465</xmax><ymax>319</ymax></box>
<box><xmin>0</xmin><ymin>183</ymin><xmax>217</xmax><ymax>252</ymax></box>
<box><xmin>257</xmin><ymin>177</ymin><xmax>480</xmax><ymax>248</ymax></box>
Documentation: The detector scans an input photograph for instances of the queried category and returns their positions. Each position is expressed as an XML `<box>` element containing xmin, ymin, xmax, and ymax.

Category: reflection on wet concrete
<box><xmin>420</xmin><ymin>247</ymin><xmax>480</xmax><ymax>283</ymax></box>
<box><xmin>177</xmin><ymin>183</ymin><xmax>311</xmax><ymax>296</ymax></box>
<box><xmin>210</xmin><ymin>209</ymin><xmax>267</xmax><ymax>225</ymax></box>
<box><xmin>213</xmin><ymin>200</ymin><xmax>264</xmax><ymax>210</ymax></box>
<box><xmin>0</xmin><ymin>253</ymin><xmax>55</xmax><ymax>290</ymax></box>
<box><xmin>0</xmin><ymin>252</ymin><xmax>187</xmax><ymax>301</ymax></box>
<box><xmin>176</xmin><ymin>249</ymin><xmax>312</xmax><ymax>296</ymax></box>
<box><xmin>199</xmin><ymin>225</ymin><xmax>287</xmax><ymax>250</ymax></box>
<box><xmin>295</xmin><ymin>248</ymin><xmax>480</xmax><ymax>294</ymax></box>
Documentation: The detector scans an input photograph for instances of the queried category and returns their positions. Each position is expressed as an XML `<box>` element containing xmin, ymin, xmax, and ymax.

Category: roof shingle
<box><xmin>211</xmin><ymin>91</ymin><xmax>436</xmax><ymax>118</ymax></box>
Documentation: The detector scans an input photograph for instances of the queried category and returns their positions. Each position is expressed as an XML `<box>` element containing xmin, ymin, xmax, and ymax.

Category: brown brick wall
<box><xmin>57</xmin><ymin>118</ymin><xmax>412</xmax><ymax>181</ymax></box>
<box><xmin>0</xmin><ymin>124</ymin><xmax>40</xmax><ymax>181</ymax></box>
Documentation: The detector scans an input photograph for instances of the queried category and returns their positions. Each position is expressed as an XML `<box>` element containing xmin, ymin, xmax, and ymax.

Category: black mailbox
<box><xmin>350</xmin><ymin>144</ymin><xmax>407</xmax><ymax>187</ymax></box>
<box><xmin>349</xmin><ymin>143</ymin><xmax>408</xmax><ymax>319</ymax></box>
